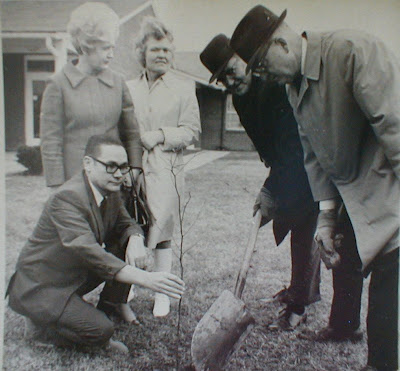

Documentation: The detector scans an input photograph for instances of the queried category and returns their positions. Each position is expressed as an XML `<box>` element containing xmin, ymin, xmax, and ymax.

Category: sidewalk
<box><xmin>5</xmin><ymin>152</ymin><xmax>26</xmax><ymax>175</ymax></box>
<box><xmin>5</xmin><ymin>150</ymin><xmax>230</xmax><ymax>175</ymax></box>
<box><xmin>184</xmin><ymin>149</ymin><xmax>230</xmax><ymax>172</ymax></box>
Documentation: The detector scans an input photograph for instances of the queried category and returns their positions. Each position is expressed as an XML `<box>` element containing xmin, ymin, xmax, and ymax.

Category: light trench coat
<box><xmin>287</xmin><ymin>30</ymin><xmax>400</xmax><ymax>270</ymax></box>
<box><xmin>127</xmin><ymin>71</ymin><xmax>201</xmax><ymax>249</ymax></box>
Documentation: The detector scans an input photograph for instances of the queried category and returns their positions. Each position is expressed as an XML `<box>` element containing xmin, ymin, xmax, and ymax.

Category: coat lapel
<box><xmin>295</xmin><ymin>31</ymin><xmax>322</xmax><ymax>109</ymax></box>
<box><xmin>296</xmin><ymin>78</ymin><xmax>309</xmax><ymax>109</ymax></box>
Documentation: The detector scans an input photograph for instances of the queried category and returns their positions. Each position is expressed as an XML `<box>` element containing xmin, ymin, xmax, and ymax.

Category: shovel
<box><xmin>191</xmin><ymin>211</ymin><xmax>263</xmax><ymax>371</ymax></box>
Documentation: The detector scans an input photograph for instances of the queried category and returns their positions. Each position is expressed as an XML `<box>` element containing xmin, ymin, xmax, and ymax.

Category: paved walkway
<box><xmin>184</xmin><ymin>149</ymin><xmax>230</xmax><ymax>171</ymax></box>
<box><xmin>5</xmin><ymin>150</ymin><xmax>230</xmax><ymax>175</ymax></box>
<box><xmin>5</xmin><ymin>152</ymin><xmax>26</xmax><ymax>175</ymax></box>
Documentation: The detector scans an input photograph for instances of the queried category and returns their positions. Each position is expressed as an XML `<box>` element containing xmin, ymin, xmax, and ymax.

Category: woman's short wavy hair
<box><xmin>134</xmin><ymin>16</ymin><xmax>175</xmax><ymax>67</ymax></box>
<box><xmin>67</xmin><ymin>2</ymin><xmax>120</xmax><ymax>55</ymax></box>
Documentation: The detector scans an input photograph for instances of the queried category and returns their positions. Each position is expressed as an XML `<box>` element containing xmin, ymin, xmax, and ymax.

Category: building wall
<box><xmin>4</xmin><ymin>54</ymin><xmax>25</xmax><ymax>151</ymax></box>
<box><xmin>2</xmin><ymin>7</ymin><xmax>155</xmax><ymax>151</ymax></box>
<box><xmin>197</xmin><ymin>86</ymin><xmax>255</xmax><ymax>151</ymax></box>
<box><xmin>197</xmin><ymin>87</ymin><xmax>223</xmax><ymax>150</ymax></box>
<box><xmin>111</xmin><ymin>6</ymin><xmax>155</xmax><ymax>79</ymax></box>
<box><xmin>223</xmin><ymin>130</ymin><xmax>255</xmax><ymax>151</ymax></box>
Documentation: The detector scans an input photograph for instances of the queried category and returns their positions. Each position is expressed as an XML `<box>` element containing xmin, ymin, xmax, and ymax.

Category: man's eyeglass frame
<box><xmin>90</xmin><ymin>156</ymin><xmax>133</xmax><ymax>175</ymax></box>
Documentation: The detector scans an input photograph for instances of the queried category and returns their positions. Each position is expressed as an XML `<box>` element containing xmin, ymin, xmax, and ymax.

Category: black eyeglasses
<box><xmin>90</xmin><ymin>157</ymin><xmax>132</xmax><ymax>175</ymax></box>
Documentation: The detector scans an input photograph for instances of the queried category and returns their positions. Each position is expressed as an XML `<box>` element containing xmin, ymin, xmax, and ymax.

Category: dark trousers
<box><xmin>75</xmin><ymin>239</ymin><xmax>131</xmax><ymax>308</ymax></box>
<box><xmin>54</xmin><ymin>293</ymin><xmax>114</xmax><ymax>346</ymax></box>
<box><xmin>54</xmin><ymin>241</ymin><xmax>130</xmax><ymax>346</ymax></box>
<box><xmin>280</xmin><ymin>209</ymin><xmax>321</xmax><ymax>307</ymax></box>
<box><xmin>329</xmin><ymin>216</ymin><xmax>363</xmax><ymax>331</ymax></box>
<box><xmin>367</xmin><ymin>248</ymin><xmax>399</xmax><ymax>371</ymax></box>
<box><xmin>98</xmin><ymin>240</ymin><xmax>131</xmax><ymax>307</ymax></box>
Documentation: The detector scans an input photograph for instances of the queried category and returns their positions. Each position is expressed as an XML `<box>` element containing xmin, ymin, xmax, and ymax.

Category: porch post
<box><xmin>45</xmin><ymin>34</ymin><xmax>67</xmax><ymax>72</ymax></box>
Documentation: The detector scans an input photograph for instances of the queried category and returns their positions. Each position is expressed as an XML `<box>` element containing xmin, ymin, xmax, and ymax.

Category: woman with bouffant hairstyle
<box><xmin>67</xmin><ymin>2</ymin><xmax>120</xmax><ymax>56</ymax></box>
<box><xmin>40</xmin><ymin>2</ymin><xmax>144</xmax><ymax>324</ymax></box>
<box><xmin>127</xmin><ymin>16</ymin><xmax>201</xmax><ymax>318</ymax></box>
<box><xmin>40</xmin><ymin>2</ymin><xmax>142</xmax><ymax>188</ymax></box>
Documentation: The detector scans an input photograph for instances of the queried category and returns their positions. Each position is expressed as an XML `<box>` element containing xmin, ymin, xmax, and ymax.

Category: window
<box><xmin>24</xmin><ymin>56</ymin><xmax>55</xmax><ymax>145</ymax></box>
<box><xmin>27</xmin><ymin>60</ymin><xmax>55</xmax><ymax>72</ymax></box>
<box><xmin>225</xmin><ymin>94</ymin><xmax>244</xmax><ymax>131</ymax></box>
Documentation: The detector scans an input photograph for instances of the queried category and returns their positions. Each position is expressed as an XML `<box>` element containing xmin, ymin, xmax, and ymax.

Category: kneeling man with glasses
<box><xmin>7</xmin><ymin>134</ymin><xmax>185</xmax><ymax>352</ymax></box>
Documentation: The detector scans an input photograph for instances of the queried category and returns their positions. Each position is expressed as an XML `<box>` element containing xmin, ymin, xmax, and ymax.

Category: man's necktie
<box><xmin>99</xmin><ymin>197</ymin><xmax>108</xmax><ymax>220</ymax></box>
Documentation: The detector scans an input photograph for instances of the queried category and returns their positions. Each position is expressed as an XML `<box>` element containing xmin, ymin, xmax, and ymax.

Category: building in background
<box><xmin>174</xmin><ymin>51</ymin><xmax>254</xmax><ymax>151</ymax></box>
<box><xmin>2</xmin><ymin>0</ymin><xmax>253</xmax><ymax>153</ymax></box>
<box><xmin>1</xmin><ymin>0</ymin><xmax>155</xmax><ymax>150</ymax></box>
<box><xmin>2</xmin><ymin>1</ymin><xmax>400</xmax><ymax>152</ymax></box>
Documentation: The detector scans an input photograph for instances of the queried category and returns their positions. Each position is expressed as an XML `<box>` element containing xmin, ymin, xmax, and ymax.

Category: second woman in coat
<box><xmin>127</xmin><ymin>17</ymin><xmax>201</xmax><ymax>317</ymax></box>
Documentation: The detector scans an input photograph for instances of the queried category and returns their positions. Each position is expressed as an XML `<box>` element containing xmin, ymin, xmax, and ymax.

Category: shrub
<box><xmin>16</xmin><ymin>145</ymin><xmax>43</xmax><ymax>175</ymax></box>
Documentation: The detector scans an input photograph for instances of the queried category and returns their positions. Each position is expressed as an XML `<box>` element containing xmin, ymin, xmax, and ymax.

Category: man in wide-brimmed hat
<box><xmin>200</xmin><ymin>34</ymin><xmax>322</xmax><ymax>331</ymax></box>
<box><xmin>231</xmin><ymin>5</ymin><xmax>400</xmax><ymax>371</ymax></box>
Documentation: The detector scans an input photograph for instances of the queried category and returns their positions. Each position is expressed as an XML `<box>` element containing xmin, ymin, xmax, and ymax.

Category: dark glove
<box><xmin>315</xmin><ymin>209</ymin><xmax>341</xmax><ymax>269</ymax></box>
<box><xmin>253</xmin><ymin>187</ymin><xmax>277</xmax><ymax>227</ymax></box>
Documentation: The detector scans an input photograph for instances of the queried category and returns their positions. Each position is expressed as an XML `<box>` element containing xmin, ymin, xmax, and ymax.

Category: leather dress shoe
<box><xmin>115</xmin><ymin>303</ymin><xmax>140</xmax><ymax>325</ymax></box>
<box><xmin>272</xmin><ymin>287</ymin><xmax>290</xmax><ymax>304</ymax></box>
<box><xmin>271</xmin><ymin>287</ymin><xmax>321</xmax><ymax>305</ymax></box>
<box><xmin>268</xmin><ymin>306</ymin><xmax>307</xmax><ymax>331</ymax></box>
<box><xmin>97</xmin><ymin>301</ymin><xmax>140</xmax><ymax>325</ymax></box>
<box><xmin>24</xmin><ymin>317</ymin><xmax>45</xmax><ymax>340</ymax></box>
<box><xmin>314</xmin><ymin>326</ymin><xmax>363</xmax><ymax>342</ymax></box>
<box><xmin>107</xmin><ymin>338</ymin><xmax>129</xmax><ymax>354</ymax></box>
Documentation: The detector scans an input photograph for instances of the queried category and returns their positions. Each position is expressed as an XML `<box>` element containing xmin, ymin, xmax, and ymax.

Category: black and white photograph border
<box><xmin>1</xmin><ymin>0</ymin><xmax>400</xmax><ymax>370</ymax></box>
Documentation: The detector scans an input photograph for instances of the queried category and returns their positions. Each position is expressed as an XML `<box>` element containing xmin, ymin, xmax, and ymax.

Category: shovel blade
<box><xmin>191</xmin><ymin>290</ymin><xmax>255</xmax><ymax>371</ymax></box>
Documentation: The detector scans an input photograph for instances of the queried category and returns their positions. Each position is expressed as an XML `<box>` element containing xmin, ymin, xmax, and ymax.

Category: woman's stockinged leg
<box><xmin>153</xmin><ymin>241</ymin><xmax>173</xmax><ymax>317</ymax></box>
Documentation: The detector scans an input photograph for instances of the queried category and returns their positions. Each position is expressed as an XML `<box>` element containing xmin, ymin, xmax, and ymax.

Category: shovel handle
<box><xmin>234</xmin><ymin>211</ymin><xmax>263</xmax><ymax>299</ymax></box>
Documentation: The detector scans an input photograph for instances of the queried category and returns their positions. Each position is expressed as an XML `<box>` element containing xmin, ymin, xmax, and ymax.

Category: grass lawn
<box><xmin>4</xmin><ymin>151</ymin><xmax>369</xmax><ymax>370</ymax></box>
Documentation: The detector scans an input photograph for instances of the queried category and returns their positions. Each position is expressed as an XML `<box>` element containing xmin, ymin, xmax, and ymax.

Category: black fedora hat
<box><xmin>230</xmin><ymin>5</ymin><xmax>287</xmax><ymax>74</ymax></box>
<box><xmin>200</xmin><ymin>34</ymin><xmax>235</xmax><ymax>83</ymax></box>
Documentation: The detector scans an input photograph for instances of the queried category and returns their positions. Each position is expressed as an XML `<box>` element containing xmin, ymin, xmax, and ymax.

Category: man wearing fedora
<box><xmin>230</xmin><ymin>5</ymin><xmax>400</xmax><ymax>371</ymax></box>
<box><xmin>200</xmin><ymin>34</ymin><xmax>322</xmax><ymax>331</ymax></box>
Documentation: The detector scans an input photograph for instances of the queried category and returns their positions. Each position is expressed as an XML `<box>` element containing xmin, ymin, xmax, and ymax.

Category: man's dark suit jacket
<box><xmin>8</xmin><ymin>171</ymin><xmax>143</xmax><ymax>325</ymax></box>
<box><xmin>232</xmin><ymin>78</ymin><xmax>317</xmax><ymax>243</ymax></box>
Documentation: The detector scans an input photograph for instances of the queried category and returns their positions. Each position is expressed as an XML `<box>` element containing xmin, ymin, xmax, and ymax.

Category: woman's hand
<box><xmin>141</xmin><ymin>130</ymin><xmax>165</xmax><ymax>150</ymax></box>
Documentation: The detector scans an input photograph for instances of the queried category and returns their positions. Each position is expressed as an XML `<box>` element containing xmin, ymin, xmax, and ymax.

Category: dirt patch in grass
<box><xmin>4</xmin><ymin>151</ymin><xmax>368</xmax><ymax>370</ymax></box>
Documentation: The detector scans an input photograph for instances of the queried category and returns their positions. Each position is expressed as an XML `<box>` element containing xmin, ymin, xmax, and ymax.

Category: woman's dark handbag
<box><xmin>121</xmin><ymin>169</ymin><xmax>152</xmax><ymax>236</ymax></box>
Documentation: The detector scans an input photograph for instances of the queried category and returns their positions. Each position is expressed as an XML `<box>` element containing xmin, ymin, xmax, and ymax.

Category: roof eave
<box><xmin>172</xmin><ymin>69</ymin><xmax>226</xmax><ymax>91</ymax></box>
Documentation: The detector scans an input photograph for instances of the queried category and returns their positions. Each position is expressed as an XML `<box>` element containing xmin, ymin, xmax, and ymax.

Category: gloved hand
<box><xmin>315</xmin><ymin>209</ymin><xmax>341</xmax><ymax>269</ymax></box>
<box><xmin>253</xmin><ymin>187</ymin><xmax>276</xmax><ymax>227</ymax></box>
<box><xmin>141</xmin><ymin>130</ymin><xmax>165</xmax><ymax>151</ymax></box>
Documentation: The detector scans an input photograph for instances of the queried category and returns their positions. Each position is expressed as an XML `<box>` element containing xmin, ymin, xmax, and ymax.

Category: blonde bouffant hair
<box><xmin>134</xmin><ymin>16</ymin><xmax>175</xmax><ymax>67</ymax></box>
<box><xmin>67</xmin><ymin>2</ymin><xmax>120</xmax><ymax>55</ymax></box>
